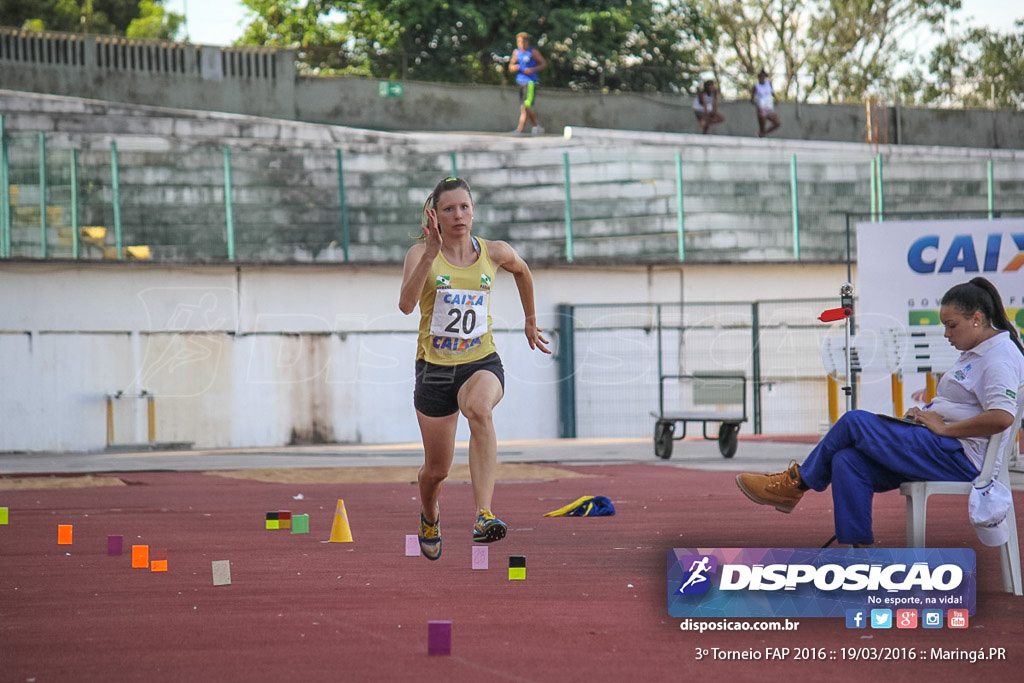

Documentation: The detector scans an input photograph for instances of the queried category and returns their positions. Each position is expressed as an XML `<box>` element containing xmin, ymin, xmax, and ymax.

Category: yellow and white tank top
<box><xmin>417</xmin><ymin>239</ymin><xmax>497</xmax><ymax>364</ymax></box>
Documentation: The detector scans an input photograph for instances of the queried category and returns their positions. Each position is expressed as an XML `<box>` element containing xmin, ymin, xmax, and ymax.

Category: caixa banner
<box><xmin>667</xmin><ymin>548</ymin><xmax>975</xmax><ymax>618</ymax></box>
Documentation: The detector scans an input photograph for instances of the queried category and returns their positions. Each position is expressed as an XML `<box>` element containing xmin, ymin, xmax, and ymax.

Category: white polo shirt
<box><xmin>927</xmin><ymin>330</ymin><xmax>1024</xmax><ymax>469</ymax></box>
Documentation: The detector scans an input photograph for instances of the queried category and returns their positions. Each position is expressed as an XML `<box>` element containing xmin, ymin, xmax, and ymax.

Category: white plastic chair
<box><xmin>899</xmin><ymin>381</ymin><xmax>1024</xmax><ymax>595</ymax></box>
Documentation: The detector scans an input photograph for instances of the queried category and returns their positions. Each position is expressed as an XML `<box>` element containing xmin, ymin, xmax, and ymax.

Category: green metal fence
<box><xmin>557</xmin><ymin>298</ymin><xmax>838</xmax><ymax>439</ymax></box>
<box><xmin>2</xmin><ymin>115</ymin><xmax>1023</xmax><ymax>264</ymax></box>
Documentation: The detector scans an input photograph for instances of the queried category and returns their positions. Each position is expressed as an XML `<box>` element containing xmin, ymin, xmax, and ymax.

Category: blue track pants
<box><xmin>799</xmin><ymin>410</ymin><xmax>979</xmax><ymax>545</ymax></box>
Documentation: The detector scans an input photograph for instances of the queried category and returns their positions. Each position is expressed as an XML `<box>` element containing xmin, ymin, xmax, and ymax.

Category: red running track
<box><xmin>1</xmin><ymin>464</ymin><xmax>1021</xmax><ymax>682</ymax></box>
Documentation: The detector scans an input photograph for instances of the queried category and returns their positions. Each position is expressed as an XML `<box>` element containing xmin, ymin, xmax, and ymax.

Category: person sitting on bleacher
<box><xmin>735</xmin><ymin>277</ymin><xmax>1024</xmax><ymax>547</ymax></box>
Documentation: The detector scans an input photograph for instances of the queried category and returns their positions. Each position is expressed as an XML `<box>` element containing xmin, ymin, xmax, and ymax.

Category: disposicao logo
<box><xmin>676</xmin><ymin>555</ymin><xmax>718</xmax><ymax>596</ymax></box>
<box><xmin>667</xmin><ymin>548</ymin><xmax>976</xmax><ymax>619</ymax></box>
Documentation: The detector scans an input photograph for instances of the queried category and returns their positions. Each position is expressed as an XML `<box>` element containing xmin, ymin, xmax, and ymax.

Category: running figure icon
<box><xmin>679</xmin><ymin>556</ymin><xmax>713</xmax><ymax>593</ymax></box>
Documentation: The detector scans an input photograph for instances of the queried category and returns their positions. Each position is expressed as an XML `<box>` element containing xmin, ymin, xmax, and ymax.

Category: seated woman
<box><xmin>693</xmin><ymin>80</ymin><xmax>725</xmax><ymax>134</ymax></box>
<box><xmin>735</xmin><ymin>276</ymin><xmax>1024</xmax><ymax>546</ymax></box>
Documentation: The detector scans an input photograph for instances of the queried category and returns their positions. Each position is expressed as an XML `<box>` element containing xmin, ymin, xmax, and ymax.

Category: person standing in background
<box><xmin>751</xmin><ymin>69</ymin><xmax>782</xmax><ymax>137</ymax></box>
<box><xmin>510</xmin><ymin>32</ymin><xmax>547</xmax><ymax>136</ymax></box>
<box><xmin>693</xmin><ymin>80</ymin><xmax>724</xmax><ymax>134</ymax></box>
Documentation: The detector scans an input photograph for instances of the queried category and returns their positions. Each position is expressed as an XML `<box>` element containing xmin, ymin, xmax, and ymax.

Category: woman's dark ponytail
<box><xmin>942</xmin><ymin>277</ymin><xmax>1024</xmax><ymax>357</ymax></box>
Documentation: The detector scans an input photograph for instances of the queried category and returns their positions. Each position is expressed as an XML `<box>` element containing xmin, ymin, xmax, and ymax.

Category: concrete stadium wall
<box><xmin>0</xmin><ymin>261</ymin><xmax>846</xmax><ymax>452</ymax></box>
<box><xmin>4</xmin><ymin>90</ymin><xmax>1024</xmax><ymax>268</ymax></box>
<box><xmin>0</xmin><ymin>29</ymin><xmax>296</xmax><ymax>119</ymax></box>
<box><xmin>1</xmin><ymin>26</ymin><xmax>1022</xmax><ymax>150</ymax></box>
<box><xmin>2</xmin><ymin>29</ymin><xmax>1020</xmax><ymax>453</ymax></box>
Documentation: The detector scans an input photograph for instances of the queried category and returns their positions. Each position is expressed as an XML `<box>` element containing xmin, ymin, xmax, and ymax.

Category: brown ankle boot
<box><xmin>735</xmin><ymin>461</ymin><xmax>805</xmax><ymax>513</ymax></box>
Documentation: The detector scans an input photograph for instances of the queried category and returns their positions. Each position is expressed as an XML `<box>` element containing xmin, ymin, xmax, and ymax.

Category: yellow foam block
<box><xmin>81</xmin><ymin>226</ymin><xmax>107</xmax><ymax>242</ymax></box>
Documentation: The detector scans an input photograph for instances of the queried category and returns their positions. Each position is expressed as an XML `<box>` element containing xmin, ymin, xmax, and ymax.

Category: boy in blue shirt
<box><xmin>510</xmin><ymin>32</ymin><xmax>547</xmax><ymax>135</ymax></box>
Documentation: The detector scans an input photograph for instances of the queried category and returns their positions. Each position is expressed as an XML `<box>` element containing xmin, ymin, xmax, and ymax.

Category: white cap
<box><xmin>968</xmin><ymin>479</ymin><xmax>1012</xmax><ymax>547</ymax></box>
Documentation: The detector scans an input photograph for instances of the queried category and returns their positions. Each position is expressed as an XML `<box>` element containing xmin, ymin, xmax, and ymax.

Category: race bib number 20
<box><xmin>430</xmin><ymin>289</ymin><xmax>489</xmax><ymax>340</ymax></box>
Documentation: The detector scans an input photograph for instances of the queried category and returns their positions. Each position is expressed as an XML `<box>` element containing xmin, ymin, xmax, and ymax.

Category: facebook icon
<box><xmin>845</xmin><ymin>609</ymin><xmax>866</xmax><ymax>629</ymax></box>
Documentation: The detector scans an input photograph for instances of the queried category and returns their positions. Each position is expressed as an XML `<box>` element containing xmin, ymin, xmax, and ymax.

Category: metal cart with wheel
<box><xmin>651</xmin><ymin>373</ymin><xmax>747</xmax><ymax>459</ymax></box>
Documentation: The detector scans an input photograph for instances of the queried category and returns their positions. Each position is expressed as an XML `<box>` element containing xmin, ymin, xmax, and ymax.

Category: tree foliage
<box><xmin>231</xmin><ymin>1</ymin><xmax>1024</xmax><ymax>107</ymax></box>
<box><xmin>238</xmin><ymin>1</ymin><xmax>352</xmax><ymax>72</ymax></box>
<box><xmin>126</xmin><ymin>1</ymin><xmax>184</xmax><ymax>40</ymax></box>
<box><xmin>237</xmin><ymin>0</ymin><xmax>711</xmax><ymax>93</ymax></box>
<box><xmin>1</xmin><ymin>0</ymin><xmax>182</xmax><ymax>39</ymax></box>
<box><xmin>919</xmin><ymin>22</ymin><xmax>1024</xmax><ymax>109</ymax></box>
<box><xmin>540</xmin><ymin>1</ymin><xmax>712</xmax><ymax>93</ymax></box>
<box><xmin>5</xmin><ymin>0</ymin><xmax>1022</xmax><ymax>109</ymax></box>
<box><xmin>697</xmin><ymin>0</ymin><xmax>961</xmax><ymax>103</ymax></box>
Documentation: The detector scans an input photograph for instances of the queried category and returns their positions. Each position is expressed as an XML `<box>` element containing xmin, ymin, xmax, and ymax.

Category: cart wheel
<box><xmin>654</xmin><ymin>421</ymin><xmax>674</xmax><ymax>459</ymax></box>
<box><xmin>718</xmin><ymin>423</ymin><xmax>740</xmax><ymax>458</ymax></box>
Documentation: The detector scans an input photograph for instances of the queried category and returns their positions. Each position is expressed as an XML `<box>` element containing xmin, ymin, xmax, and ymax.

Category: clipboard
<box><xmin>876</xmin><ymin>413</ymin><xmax>921</xmax><ymax>426</ymax></box>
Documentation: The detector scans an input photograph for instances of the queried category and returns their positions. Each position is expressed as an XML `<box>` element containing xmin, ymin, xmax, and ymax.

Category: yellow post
<box><xmin>106</xmin><ymin>395</ymin><xmax>115</xmax><ymax>447</ymax></box>
<box><xmin>146</xmin><ymin>395</ymin><xmax>156</xmax><ymax>443</ymax></box>
<box><xmin>891</xmin><ymin>372</ymin><xmax>904</xmax><ymax>417</ymax></box>
<box><xmin>925</xmin><ymin>373</ymin><xmax>938</xmax><ymax>402</ymax></box>
<box><xmin>827</xmin><ymin>374</ymin><xmax>839</xmax><ymax>425</ymax></box>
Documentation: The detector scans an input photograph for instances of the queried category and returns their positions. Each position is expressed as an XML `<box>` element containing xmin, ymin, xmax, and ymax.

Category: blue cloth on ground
<box><xmin>543</xmin><ymin>495</ymin><xmax>615</xmax><ymax>517</ymax></box>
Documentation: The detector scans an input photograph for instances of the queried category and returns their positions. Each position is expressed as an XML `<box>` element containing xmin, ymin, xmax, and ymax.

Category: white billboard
<box><xmin>855</xmin><ymin>218</ymin><xmax>1024</xmax><ymax>412</ymax></box>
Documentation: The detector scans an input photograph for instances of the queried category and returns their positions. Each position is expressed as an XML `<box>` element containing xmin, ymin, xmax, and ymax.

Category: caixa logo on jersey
<box><xmin>667</xmin><ymin>548</ymin><xmax>976</xmax><ymax>618</ymax></box>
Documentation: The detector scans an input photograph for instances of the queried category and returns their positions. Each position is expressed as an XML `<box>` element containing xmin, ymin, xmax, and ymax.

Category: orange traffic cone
<box><xmin>328</xmin><ymin>498</ymin><xmax>354</xmax><ymax>543</ymax></box>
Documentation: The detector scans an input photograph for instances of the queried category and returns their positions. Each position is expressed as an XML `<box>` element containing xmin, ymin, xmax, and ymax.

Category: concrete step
<box><xmin>6</xmin><ymin>92</ymin><xmax>1022</xmax><ymax>267</ymax></box>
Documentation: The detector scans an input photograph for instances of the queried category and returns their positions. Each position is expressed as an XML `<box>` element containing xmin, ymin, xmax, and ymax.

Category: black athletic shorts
<box><xmin>414</xmin><ymin>353</ymin><xmax>505</xmax><ymax>418</ymax></box>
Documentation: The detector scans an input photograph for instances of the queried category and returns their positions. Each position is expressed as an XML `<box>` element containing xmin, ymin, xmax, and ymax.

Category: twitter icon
<box><xmin>870</xmin><ymin>609</ymin><xmax>892</xmax><ymax>629</ymax></box>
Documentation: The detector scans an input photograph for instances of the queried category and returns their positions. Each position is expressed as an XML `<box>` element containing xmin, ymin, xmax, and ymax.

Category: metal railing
<box><xmin>557</xmin><ymin>298</ymin><xmax>841</xmax><ymax>438</ymax></box>
<box><xmin>2</xmin><ymin>116</ymin><xmax>1023</xmax><ymax>264</ymax></box>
